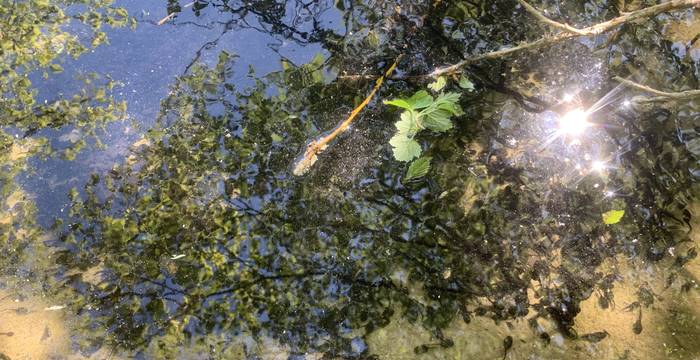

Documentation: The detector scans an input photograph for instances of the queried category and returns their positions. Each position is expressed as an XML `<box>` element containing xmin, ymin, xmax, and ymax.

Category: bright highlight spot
<box><xmin>562</xmin><ymin>93</ymin><xmax>574</xmax><ymax>102</ymax></box>
<box><xmin>558</xmin><ymin>108</ymin><xmax>591</xmax><ymax>136</ymax></box>
<box><xmin>591</xmin><ymin>160</ymin><xmax>606</xmax><ymax>172</ymax></box>
<box><xmin>623</xmin><ymin>100</ymin><xmax>631</xmax><ymax>107</ymax></box>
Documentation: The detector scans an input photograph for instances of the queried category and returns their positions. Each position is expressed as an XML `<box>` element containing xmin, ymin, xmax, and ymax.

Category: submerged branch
<box><xmin>292</xmin><ymin>55</ymin><xmax>402</xmax><ymax>176</ymax></box>
<box><xmin>614</xmin><ymin>76</ymin><xmax>700</xmax><ymax>102</ymax></box>
<box><xmin>429</xmin><ymin>0</ymin><xmax>700</xmax><ymax>78</ymax></box>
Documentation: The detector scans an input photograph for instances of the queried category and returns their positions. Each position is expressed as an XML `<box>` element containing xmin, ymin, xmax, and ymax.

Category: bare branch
<box><xmin>430</xmin><ymin>0</ymin><xmax>700</xmax><ymax>78</ymax></box>
<box><xmin>337</xmin><ymin>73</ymin><xmax>417</xmax><ymax>81</ymax></box>
<box><xmin>516</xmin><ymin>0</ymin><xmax>586</xmax><ymax>35</ymax></box>
<box><xmin>614</xmin><ymin>76</ymin><xmax>700</xmax><ymax>102</ymax></box>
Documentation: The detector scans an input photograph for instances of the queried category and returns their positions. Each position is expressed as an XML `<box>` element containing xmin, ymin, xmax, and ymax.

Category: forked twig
<box><xmin>338</xmin><ymin>1</ymin><xmax>699</xmax><ymax>82</ymax></box>
<box><xmin>429</xmin><ymin>0</ymin><xmax>700</xmax><ymax>78</ymax></box>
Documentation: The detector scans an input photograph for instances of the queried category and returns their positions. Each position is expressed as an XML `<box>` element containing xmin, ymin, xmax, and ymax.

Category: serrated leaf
<box><xmin>395</xmin><ymin>111</ymin><xmax>420</xmax><ymax>136</ymax></box>
<box><xmin>389</xmin><ymin>134</ymin><xmax>421</xmax><ymax>162</ymax></box>
<box><xmin>459</xmin><ymin>75</ymin><xmax>475</xmax><ymax>90</ymax></box>
<box><xmin>602</xmin><ymin>209</ymin><xmax>625</xmax><ymax>225</ymax></box>
<box><xmin>434</xmin><ymin>92</ymin><xmax>461</xmax><ymax>107</ymax></box>
<box><xmin>405</xmin><ymin>157</ymin><xmax>431</xmax><ymax>181</ymax></box>
<box><xmin>428</xmin><ymin>76</ymin><xmax>447</xmax><ymax>92</ymax></box>
<box><xmin>422</xmin><ymin>109</ymin><xmax>453</xmax><ymax>132</ymax></box>
<box><xmin>453</xmin><ymin>103</ymin><xmax>464</xmax><ymax>116</ymax></box>
<box><xmin>435</xmin><ymin>100</ymin><xmax>463</xmax><ymax>117</ymax></box>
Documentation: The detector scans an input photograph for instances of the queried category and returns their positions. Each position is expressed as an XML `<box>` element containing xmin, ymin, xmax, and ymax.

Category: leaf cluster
<box><xmin>385</xmin><ymin>88</ymin><xmax>462</xmax><ymax>181</ymax></box>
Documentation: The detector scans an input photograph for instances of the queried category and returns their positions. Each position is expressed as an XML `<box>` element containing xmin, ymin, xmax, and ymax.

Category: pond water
<box><xmin>1</xmin><ymin>1</ymin><xmax>699</xmax><ymax>359</ymax></box>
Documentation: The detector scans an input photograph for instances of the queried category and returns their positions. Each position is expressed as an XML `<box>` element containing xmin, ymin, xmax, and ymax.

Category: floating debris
<box><xmin>292</xmin><ymin>55</ymin><xmax>402</xmax><ymax>176</ymax></box>
<box><xmin>157</xmin><ymin>13</ymin><xmax>175</xmax><ymax>25</ymax></box>
<box><xmin>292</xmin><ymin>140</ymin><xmax>327</xmax><ymax>176</ymax></box>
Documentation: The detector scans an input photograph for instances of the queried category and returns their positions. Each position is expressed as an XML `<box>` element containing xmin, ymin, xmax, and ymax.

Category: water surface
<box><xmin>1</xmin><ymin>1</ymin><xmax>699</xmax><ymax>359</ymax></box>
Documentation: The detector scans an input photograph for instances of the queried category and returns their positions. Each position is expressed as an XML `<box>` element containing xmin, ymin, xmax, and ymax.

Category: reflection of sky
<box><xmin>21</xmin><ymin>0</ymin><xmax>341</xmax><ymax>226</ymax></box>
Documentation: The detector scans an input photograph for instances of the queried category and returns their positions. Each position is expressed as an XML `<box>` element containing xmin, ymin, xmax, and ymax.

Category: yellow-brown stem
<box><xmin>292</xmin><ymin>55</ymin><xmax>402</xmax><ymax>176</ymax></box>
<box><xmin>316</xmin><ymin>56</ymin><xmax>402</xmax><ymax>150</ymax></box>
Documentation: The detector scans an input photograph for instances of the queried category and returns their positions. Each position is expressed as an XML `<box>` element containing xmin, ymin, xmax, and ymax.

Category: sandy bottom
<box><xmin>0</xmin><ymin>289</ymin><xmax>72</xmax><ymax>359</ymax></box>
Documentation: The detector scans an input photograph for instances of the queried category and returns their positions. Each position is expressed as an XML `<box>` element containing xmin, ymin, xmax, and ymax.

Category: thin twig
<box><xmin>292</xmin><ymin>55</ymin><xmax>403</xmax><ymax>176</ymax></box>
<box><xmin>614</xmin><ymin>76</ymin><xmax>700</xmax><ymax>102</ymax></box>
<box><xmin>157</xmin><ymin>12</ymin><xmax>175</xmax><ymax>25</ymax></box>
<box><xmin>337</xmin><ymin>73</ymin><xmax>418</xmax><ymax>81</ymax></box>
<box><xmin>429</xmin><ymin>0</ymin><xmax>700</xmax><ymax>78</ymax></box>
<box><xmin>516</xmin><ymin>0</ymin><xmax>586</xmax><ymax>35</ymax></box>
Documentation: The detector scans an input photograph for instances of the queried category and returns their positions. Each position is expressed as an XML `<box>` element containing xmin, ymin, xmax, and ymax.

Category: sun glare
<box><xmin>591</xmin><ymin>160</ymin><xmax>606</xmax><ymax>172</ymax></box>
<box><xmin>558</xmin><ymin>108</ymin><xmax>591</xmax><ymax>136</ymax></box>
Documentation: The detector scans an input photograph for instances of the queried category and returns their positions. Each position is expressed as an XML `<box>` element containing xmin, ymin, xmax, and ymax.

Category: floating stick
<box><xmin>157</xmin><ymin>13</ymin><xmax>175</xmax><ymax>25</ymax></box>
<box><xmin>292</xmin><ymin>55</ymin><xmax>402</xmax><ymax>176</ymax></box>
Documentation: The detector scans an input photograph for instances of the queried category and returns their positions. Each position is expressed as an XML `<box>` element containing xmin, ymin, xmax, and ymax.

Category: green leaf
<box><xmin>395</xmin><ymin>111</ymin><xmax>420</xmax><ymax>136</ymax></box>
<box><xmin>405</xmin><ymin>157</ymin><xmax>431</xmax><ymax>181</ymax></box>
<box><xmin>447</xmin><ymin>102</ymin><xmax>464</xmax><ymax>116</ymax></box>
<box><xmin>389</xmin><ymin>134</ymin><xmax>421</xmax><ymax>162</ymax></box>
<box><xmin>407</xmin><ymin>90</ymin><xmax>433</xmax><ymax>109</ymax></box>
<box><xmin>459</xmin><ymin>75</ymin><xmax>475</xmax><ymax>91</ymax></box>
<box><xmin>434</xmin><ymin>92</ymin><xmax>461</xmax><ymax>109</ymax></box>
<box><xmin>602</xmin><ymin>209</ymin><xmax>625</xmax><ymax>225</ymax></box>
<box><xmin>428</xmin><ymin>76</ymin><xmax>447</xmax><ymax>92</ymax></box>
<box><xmin>366</xmin><ymin>30</ymin><xmax>380</xmax><ymax>48</ymax></box>
<box><xmin>422</xmin><ymin>109</ymin><xmax>453</xmax><ymax>132</ymax></box>
<box><xmin>384</xmin><ymin>98</ymin><xmax>413</xmax><ymax>110</ymax></box>
<box><xmin>385</xmin><ymin>91</ymin><xmax>433</xmax><ymax>111</ymax></box>
<box><xmin>270</xmin><ymin>132</ymin><xmax>283</xmax><ymax>142</ymax></box>
<box><xmin>435</xmin><ymin>100</ymin><xmax>463</xmax><ymax>116</ymax></box>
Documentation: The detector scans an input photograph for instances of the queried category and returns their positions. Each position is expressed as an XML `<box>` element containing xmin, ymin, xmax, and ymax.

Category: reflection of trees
<box><xmin>49</xmin><ymin>0</ymin><xmax>700</xmax><ymax>358</ymax></box>
<box><xmin>164</xmin><ymin>0</ymin><xmax>370</xmax><ymax>44</ymax></box>
<box><xmin>161</xmin><ymin>0</ymin><xmax>339</xmax><ymax>73</ymax></box>
<box><xmin>59</xmin><ymin>34</ymin><xmax>698</xmax><ymax>356</ymax></box>
<box><xmin>0</xmin><ymin>1</ymin><xmax>131</xmax><ymax>137</ymax></box>
<box><xmin>0</xmin><ymin>0</ymin><xmax>130</xmax><ymax>276</ymax></box>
